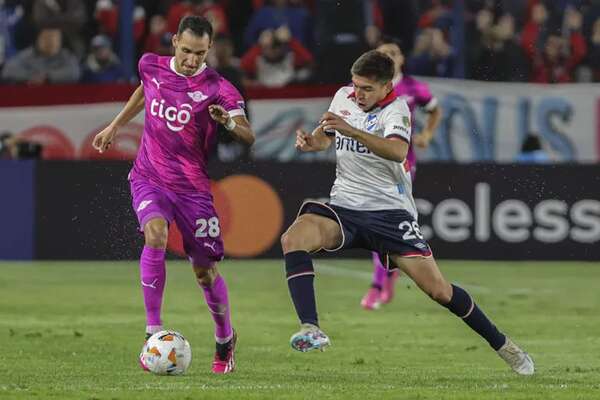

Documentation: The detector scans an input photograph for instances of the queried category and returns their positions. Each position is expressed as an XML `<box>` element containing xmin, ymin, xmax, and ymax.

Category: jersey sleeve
<box><xmin>415</xmin><ymin>81</ymin><xmax>438</xmax><ymax>112</ymax></box>
<box><xmin>383</xmin><ymin>100</ymin><xmax>411</xmax><ymax>143</ymax></box>
<box><xmin>215</xmin><ymin>78</ymin><xmax>246</xmax><ymax>118</ymax></box>
<box><xmin>137</xmin><ymin>53</ymin><xmax>155</xmax><ymax>86</ymax></box>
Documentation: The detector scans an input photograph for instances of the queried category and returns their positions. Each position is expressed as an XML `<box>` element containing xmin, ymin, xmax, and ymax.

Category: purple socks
<box><xmin>200</xmin><ymin>274</ymin><xmax>233</xmax><ymax>343</ymax></box>
<box><xmin>140</xmin><ymin>246</ymin><xmax>166</xmax><ymax>331</ymax></box>
<box><xmin>371</xmin><ymin>252</ymin><xmax>387</xmax><ymax>290</ymax></box>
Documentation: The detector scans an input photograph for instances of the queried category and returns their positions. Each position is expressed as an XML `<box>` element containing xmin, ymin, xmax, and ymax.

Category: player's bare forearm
<box><xmin>423</xmin><ymin>106</ymin><xmax>442</xmax><ymax>138</ymax></box>
<box><xmin>228</xmin><ymin>116</ymin><xmax>255</xmax><ymax>146</ymax></box>
<box><xmin>310</xmin><ymin>126</ymin><xmax>333</xmax><ymax>151</ymax></box>
<box><xmin>111</xmin><ymin>84</ymin><xmax>145</xmax><ymax>128</ymax></box>
<box><xmin>351</xmin><ymin>128</ymin><xmax>408</xmax><ymax>162</ymax></box>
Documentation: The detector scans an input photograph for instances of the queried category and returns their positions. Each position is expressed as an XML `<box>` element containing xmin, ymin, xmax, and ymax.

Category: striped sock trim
<box><xmin>460</xmin><ymin>295</ymin><xmax>475</xmax><ymax>319</ymax></box>
<box><xmin>286</xmin><ymin>271</ymin><xmax>316</xmax><ymax>281</ymax></box>
<box><xmin>215</xmin><ymin>333</ymin><xmax>233</xmax><ymax>344</ymax></box>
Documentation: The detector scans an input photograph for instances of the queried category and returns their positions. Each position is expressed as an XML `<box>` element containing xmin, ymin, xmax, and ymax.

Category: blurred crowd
<box><xmin>0</xmin><ymin>0</ymin><xmax>599</xmax><ymax>87</ymax></box>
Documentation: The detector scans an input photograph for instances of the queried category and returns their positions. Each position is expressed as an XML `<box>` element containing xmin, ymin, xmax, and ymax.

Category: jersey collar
<box><xmin>347</xmin><ymin>89</ymin><xmax>397</xmax><ymax>112</ymax></box>
<box><xmin>169</xmin><ymin>57</ymin><xmax>207</xmax><ymax>77</ymax></box>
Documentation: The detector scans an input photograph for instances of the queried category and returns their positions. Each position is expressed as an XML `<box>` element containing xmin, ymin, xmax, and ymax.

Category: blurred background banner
<box><xmin>1</xmin><ymin>81</ymin><xmax>599</xmax><ymax>162</ymax></box>
<box><xmin>0</xmin><ymin>160</ymin><xmax>592</xmax><ymax>261</ymax></box>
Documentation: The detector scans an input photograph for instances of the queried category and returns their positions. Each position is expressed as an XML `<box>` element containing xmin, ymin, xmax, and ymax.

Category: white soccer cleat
<box><xmin>497</xmin><ymin>337</ymin><xmax>535</xmax><ymax>375</ymax></box>
<box><xmin>290</xmin><ymin>323</ymin><xmax>331</xmax><ymax>352</ymax></box>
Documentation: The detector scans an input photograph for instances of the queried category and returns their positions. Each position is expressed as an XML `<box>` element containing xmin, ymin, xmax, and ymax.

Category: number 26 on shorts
<box><xmin>195</xmin><ymin>216</ymin><xmax>221</xmax><ymax>238</ymax></box>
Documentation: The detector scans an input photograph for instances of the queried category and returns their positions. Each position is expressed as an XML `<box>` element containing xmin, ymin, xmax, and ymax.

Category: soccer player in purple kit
<box><xmin>92</xmin><ymin>16</ymin><xmax>255</xmax><ymax>374</ymax></box>
<box><xmin>360</xmin><ymin>38</ymin><xmax>443</xmax><ymax>311</ymax></box>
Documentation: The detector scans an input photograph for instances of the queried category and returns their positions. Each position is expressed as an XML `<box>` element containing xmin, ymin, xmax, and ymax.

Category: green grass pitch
<box><xmin>1</xmin><ymin>259</ymin><xmax>599</xmax><ymax>399</ymax></box>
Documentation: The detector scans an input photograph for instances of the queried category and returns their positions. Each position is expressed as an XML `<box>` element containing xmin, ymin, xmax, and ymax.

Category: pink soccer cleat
<box><xmin>380</xmin><ymin>270</ymin><xmax>399</xmax><ymax>304</ymax></box>
<box><xmin>212</xmin><ymin>330</ymin><xmax>237</xmax><ymax>374</ymax></box>
<box><xmin>360</xmin><ymin>287</ymin><xmax>381</xmax><ymax>310</ymax></box>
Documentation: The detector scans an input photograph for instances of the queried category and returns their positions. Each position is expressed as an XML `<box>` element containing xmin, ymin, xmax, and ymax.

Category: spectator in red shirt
<box><xmin>95</xmin><ymin>0</ymin><xmax>146</xmax><ymax>44</ymax></box>
<box><xmin>522</xmin><ymin>3</ymin><xmax>587</xmax><ymax>83</ymax></box>
<box><xmin>240</xmin><ymin>26</ymin><xmax>313</xmax><ymax>87</ymax></box>
<box><xmin>166</xmin><ymin>0</ymin><xmax>228</xmax><ymax>35</ymax></box>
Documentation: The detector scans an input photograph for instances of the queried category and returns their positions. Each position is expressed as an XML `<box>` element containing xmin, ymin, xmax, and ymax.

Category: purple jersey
<box><xmin>392</xmin><ymin>75</ymin><xmax>438</xmax><ymax>177</ymax></box>
<box><xmin>132</xmin><ymin>53</ymin><xmax>246</xmax><ymax>193</ymax></box>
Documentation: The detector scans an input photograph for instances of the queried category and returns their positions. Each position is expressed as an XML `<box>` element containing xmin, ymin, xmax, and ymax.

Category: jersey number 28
<box><xmin>195</xmin><ymin>217</ymin><xmax>221</xmax><ymax>238</ymax></box>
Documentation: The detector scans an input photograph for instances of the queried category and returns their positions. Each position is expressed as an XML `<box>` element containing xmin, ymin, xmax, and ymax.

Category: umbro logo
<box><xmin>340</xmin><ymin>110</ymin><xmax>351</xmax><ymax>116</ymax></box>
<box><xmin>187</xmin><ymin>90</ymin><xmax>208</xmax><ymax>102</ymax></box>
<box><xmin>137</xmin><ymin>200</ymin><xmax>153</xmax><ymax>212</ymax></box>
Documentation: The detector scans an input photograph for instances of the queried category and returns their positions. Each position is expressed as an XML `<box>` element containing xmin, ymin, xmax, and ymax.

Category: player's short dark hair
<box><xmin>177</xmin><ymin>16</ymin><xmax>213</xmax><ymax>39</ymax></box>
<box><xmin>351</xmin><ymin>50</ymin><xmax>395</xmax><ymax>83</ymax></box>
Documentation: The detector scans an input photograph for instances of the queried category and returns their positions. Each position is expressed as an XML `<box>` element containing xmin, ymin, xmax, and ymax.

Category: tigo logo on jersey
<box><xmin>187</xmin><ymin>90</ymin><xmax>208</xmax><ymax>102</ymax></box>
<box><xmin>150</xmin><ymin>98</ymin><xmax>192</xmax><ymax>132</ymax></box>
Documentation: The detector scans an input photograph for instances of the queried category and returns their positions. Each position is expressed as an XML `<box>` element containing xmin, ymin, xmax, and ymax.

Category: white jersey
<box><xmin>326</xmin><ymin>85</ymin><xmax>417</xmax><ymax>216</ymax></box>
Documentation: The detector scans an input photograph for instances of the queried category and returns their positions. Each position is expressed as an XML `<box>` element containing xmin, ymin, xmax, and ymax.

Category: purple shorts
<box><xmin>129</xmin><ymin>175</ymin><xmax>224</xmax><ymax>266</ymax></box>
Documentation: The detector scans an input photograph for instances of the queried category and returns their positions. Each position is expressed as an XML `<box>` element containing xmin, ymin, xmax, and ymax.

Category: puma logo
<box><xmin>151</xmin><ymin>77</ymin><xmax>162</xmax><ymax>90</ymax></box>
<box><xmin>203</xmin><ymin>241</ymin><xmax>217</xmax><ymax>251</ymax></box>
<box><xmin>141</xmin><ymin>279</ymin><xmax>158</xmax><ymax>289</ymax></box>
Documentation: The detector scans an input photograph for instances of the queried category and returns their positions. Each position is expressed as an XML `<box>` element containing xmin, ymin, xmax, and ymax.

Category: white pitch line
<box><xmin>314</xmin><ymin>262</ymin><xmax>492</xmax><ymax>294</ymax></box>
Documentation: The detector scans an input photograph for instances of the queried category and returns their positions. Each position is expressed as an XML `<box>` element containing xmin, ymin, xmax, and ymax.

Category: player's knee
<box><xmin>428</xmin><ymin>282</ymin><xmax>452</xmax><ymax>304</ymax></box>
<box><xmin>144</xmin><ymin>219</ymin><xmax>168</xmax><ymax>249</ymax></box>
<box><xmin>280</xmin><ymin>230</ymin><xmax>306</xmax><ymax>253</ymax></box>
<box><xmin>193</xmin><ymin>265</ymin><xmax>217</xmax><ymax>287</ymax></box>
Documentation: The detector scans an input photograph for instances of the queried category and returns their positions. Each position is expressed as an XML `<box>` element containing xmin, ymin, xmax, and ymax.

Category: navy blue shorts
<box><xmin>298</xmin><ymin>201</ymin><xmax>432</xmax><ymax>267</ymax></box>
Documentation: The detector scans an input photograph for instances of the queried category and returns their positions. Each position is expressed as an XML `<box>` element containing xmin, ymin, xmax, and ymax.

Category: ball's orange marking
<box><xmin>149</xmin><ymin>347</ymin><xmax>161</xmax><ymax>357</ymax></box>
<box><xmin>168</xmin><ymin>348</ymin><xmax>177</xmax><ymax>364</ymax></box>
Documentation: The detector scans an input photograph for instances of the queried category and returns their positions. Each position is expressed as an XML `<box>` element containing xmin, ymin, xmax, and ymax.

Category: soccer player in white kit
<box><xmin>280</xmin><ymin>50</ymin><xmax>534</xmax><ymax>375</ymax></box>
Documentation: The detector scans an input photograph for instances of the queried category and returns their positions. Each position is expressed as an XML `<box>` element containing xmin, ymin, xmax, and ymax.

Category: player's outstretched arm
<box><xmin>93</xmin><ymin>84</ymin><xmax>145</xmax><ymax>153</ymax></box>
<box><xmin>295</xmin><ymin>125</ymin><xmax>332</xmax><ymax>152</ymax></box>
<box><xmin>321</xmin><ymin>112</ymin><xmax>407</xmax><ymax>162</ymax></box>
<box><xmin>413</xmin><ymin>104</ymin><xmax>442</xmax><ymax>149</ymax></box>
<box><xmin>208</xmin><ymin>105</ymin><xmax>255</xmax><ymax>146</ymax></box>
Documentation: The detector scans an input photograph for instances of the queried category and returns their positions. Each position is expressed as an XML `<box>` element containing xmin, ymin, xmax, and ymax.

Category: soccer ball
<box><xmin>141</xmin><ymin>330</ymin><xmax>192</xmax><ymax>375</ymax></box>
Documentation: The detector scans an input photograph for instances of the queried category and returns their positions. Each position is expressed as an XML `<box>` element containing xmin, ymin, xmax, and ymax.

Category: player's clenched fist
<box><xmin>320</xmin><ymin>111</ymin><xmax>356</xmax><ymax>138</ymax></box>
<box><xmin>208</xmin><ymin>104</ymin><xmax>231</xmax><ymax>125</ymax></box>
<box><xmin>92</xmin><ymin>124</ymin><xmax>119</xmax><ymax>153</ymax></box>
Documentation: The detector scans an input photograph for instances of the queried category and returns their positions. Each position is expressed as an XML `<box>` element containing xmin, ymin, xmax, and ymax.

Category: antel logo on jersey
<box><xmin>150</xmin><ymin>98</ymin><xmax>192</xmax><ymax>132</ymax></box>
